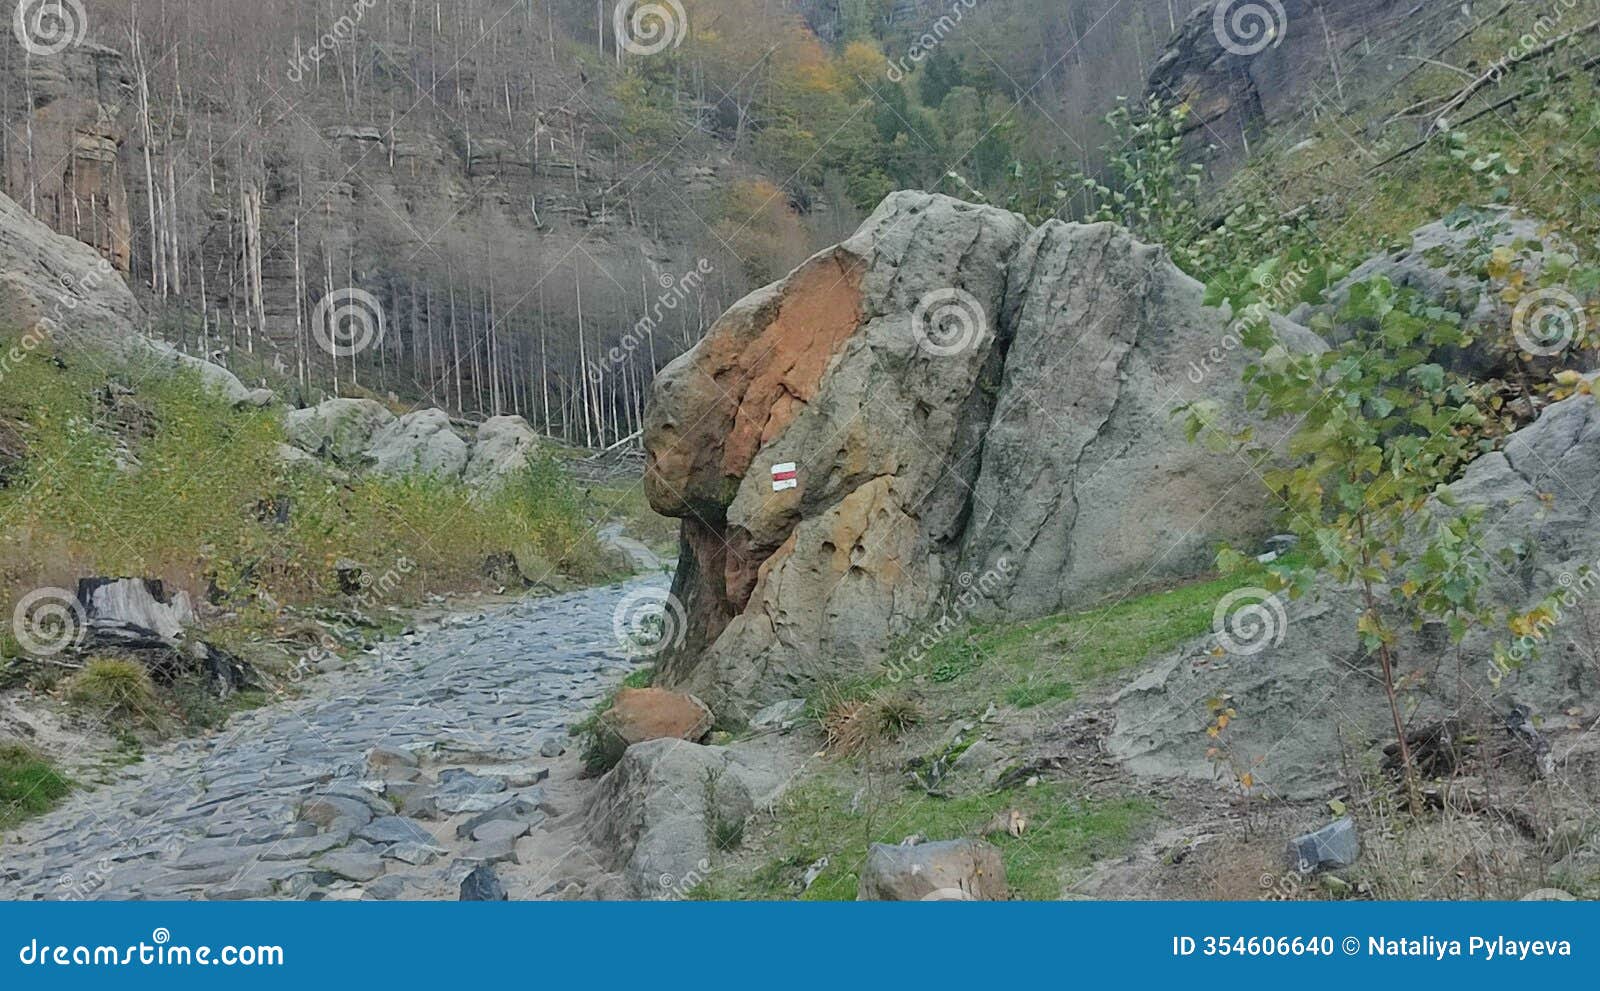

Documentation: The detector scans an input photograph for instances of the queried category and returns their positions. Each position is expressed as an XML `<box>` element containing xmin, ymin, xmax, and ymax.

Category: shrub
<box><xmin>64</xmin><ymin>659</ymin><xmax>163</xmax><ymax>730</ymax></box>
<box><xmin>0</xmin><ymin>741</ymin><xmax>71</xmax><ymax>827</ymax></box>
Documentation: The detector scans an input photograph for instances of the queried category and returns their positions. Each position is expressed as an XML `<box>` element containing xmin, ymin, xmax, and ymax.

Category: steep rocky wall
<box><xmin>1148</xmin><ymin>0</ymin><xmax>1468</xmax><ymax>172</ymax></box>
<box><xmin>644</xmin><ymin>190</ymin><xmax>1323</xmax><ymax>718</ymax></box>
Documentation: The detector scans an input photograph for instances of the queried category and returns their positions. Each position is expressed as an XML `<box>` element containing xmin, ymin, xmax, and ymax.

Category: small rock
<box><xmin>363</xmin><ymin>875</ymin><xmax>411</xmax><ymax>900</ymax></box>
<box><xmin>300</xmin><ymin>795</ymin><xmax>375</xmax><ymax>829</ymax></box>
<box><xmin>539</xmin><ymin>736</ymin><xmax>566</xmax><ymax>758</ymax></box>
<box><xmin>1287</xmin><ymin>817</ymin><xmax>1359</xmax><ymax>874</ymax></box>
<box><xmin>472</xmin><ymin>818</ymin><xmax>531</xmax><ymax>844</ymax></box>
<box><xmin>356</xmin><ymin>816</ymin><xmax>438</xmax><ymax>847</ymax></box>
<box><xmin>203</xmin><ymin>878</ymin><xmax>275</xmax><ymax>900</ymax></box>
<box><xmin>454</xmin><ymin>795</ymin><xmax>542</xmax><ymax>840</ymax></box>
<box><xmin>598</xmin><ymin>687</ymin><xmax>713</xmax><ymax>746</ymax></box>
<box><xmin>857</xmin><ymin>839</ymin><xmax>1007</xmax><ymax>901</ymax></box>
<box><xmin>385</xmin><ymin>841</ymin><xmax>445</xmax><ymax>866</ymax></box>
<box><xmin>749</xmin><ymin>698</ymin><xmax>807</xmax><ymax>734</ymax></box>
<box><xmin>312</xmin><ymin>850</ymin><xmax>385</xmax><ymax>883</ymax></box>
<box><xmin>501</xmin><ymin>766</ymin><xmax>550</xmax><ymax>788</ymax></box>
<box><xmin>459</xmin><ymin>864</ymin><xmax>508</xmax><ymax>901</ymax></box>
<box><xmin>1521</xmin><ymin>888</ymin><xmax>1577</xmax><ymax>901</ymax></box>
<box><xmin>457</xmin><ymin>837</ymin><xmax>518</xmax><ymax>866</ymax></box>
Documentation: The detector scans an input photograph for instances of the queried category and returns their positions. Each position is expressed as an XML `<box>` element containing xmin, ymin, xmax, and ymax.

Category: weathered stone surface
<box><xmin>857</xmin><ymin>839</ymin><xmax>1008</xmax><ymax>901</ymax></box>
<box><xmin>459</xmin><ymin>864</ymin><xmax>507</xmax><ymax>901</ymax></box>
<box><xmin>645</xmin><ymin>191</ymin><xmax>1319</xmax><ymax>717</ymax></box>
<box><xmin>465</xmin><ymin>415</ymin><xmax>542</xmax><ymax>488</ymax></box>
<box><xmin>284</xmin><ymin>399</ymin><xmax>395</xmax><ymax>462</ymax></box>
<box><xmin>1287</xmin><ymin>818</ymin><xmax>1360</xmax><ymax>874</ymax></box>
<box><xmin>583</xmin><ymin>738</ymin><xmax>786</xmax><ymax>898</ymax></box>
<box><xmin>312</xmin><ymin>848</ymin><xmax>385</xmax><ymax>882</ymax></box>
<box><xmin>1296</xmin><ymin>208</ymin><xmax>1589</xmax><ymax>379</ymax></box>
<box><xmin>1147</xmin><ymin>1</ymin><xmax>1467</xmax><ymax>173</ymax></box>
<box><xmin>599</xmin><ymin>687</ymin><xmax>713</xmax><ymax>746</ymax></box>
<box><xmin>366</xmin><ymin>408</ymin><xmax>468</xmax><ymax>477</ymax></box>
<box><xmin>1110</xmin><ymin>384</ymin><xmax>1600</xmax><ymax>797</ymax></box>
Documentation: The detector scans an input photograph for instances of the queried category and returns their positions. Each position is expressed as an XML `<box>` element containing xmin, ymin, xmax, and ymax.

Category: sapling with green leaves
<box><xmin>1186</xmin><ymin>275</ymin><xmax>1503</xmax><ymax>808</ymax></box>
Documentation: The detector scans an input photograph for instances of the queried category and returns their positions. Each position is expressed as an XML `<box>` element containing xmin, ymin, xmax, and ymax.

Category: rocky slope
<box><xmin>643</xmin><ymin>190</ymin><xmax>1323</xmax><ymax>718</ymax></box>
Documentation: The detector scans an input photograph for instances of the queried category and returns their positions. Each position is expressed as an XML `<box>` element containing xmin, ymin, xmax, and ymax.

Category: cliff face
<box><xmin>644</xmin><ymin>191</ymin><xmax>1325</xmax><ymax>718</ymax></box>
<box><xmin>1147</xmin><ymin>0</ymin><xmax>1470</xmax><ymax>172</ymax></box>
<box><xmin>1</xmin><ymin>41</ymin><xmax>133</xmax><ymax>271</ymax></box>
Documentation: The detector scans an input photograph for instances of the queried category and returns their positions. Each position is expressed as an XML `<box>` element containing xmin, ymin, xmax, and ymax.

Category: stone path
<box><xmin>0</xmin><ymin>578</ymin><xmax>663</xmax><ymax>901</ymax></box>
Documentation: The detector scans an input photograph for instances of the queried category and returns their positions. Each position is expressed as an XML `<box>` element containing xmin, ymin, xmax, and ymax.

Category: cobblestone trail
<box><xmin>0</xmin><ymin>578</ymin><xmax>664</xmax><ymax>901</ymax></box>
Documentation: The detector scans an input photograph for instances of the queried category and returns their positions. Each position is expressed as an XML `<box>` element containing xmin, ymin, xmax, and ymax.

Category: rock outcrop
<box><xmin>644</xmin><ymin>191</ymin><xmax>1322</xmax><ymax>718</ymax></box>
<box><xmin>1110</xmin><ymin>382</ymin><xmax>1600</xmax><ymax>798</ymax></box>
<box><xmin>1147</xmin><ymin>0</ymin><xmax>1467</xmax><ymax>172</ymax></box>
<box><xmin>283</xmin><ymin>399</ymin><xmax>396</xmax><ymax>463</ymax></box>
<box><xmin>857</xmin><ymin>838</ymin><xmax>1008</xmax><ymax>901</ymax></box>
<box><xmin>464</xmin><ymin>415</ymin><xmax>543</xmax><ymax>488</ymax></box>
<box><xmin>366</xmin><ymin>408</ymin><xmax>469</xmax><ymax>477</ymax></box>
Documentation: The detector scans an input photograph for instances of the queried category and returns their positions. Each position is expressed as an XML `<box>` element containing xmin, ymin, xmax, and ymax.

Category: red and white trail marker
<box><xmin>771</xmin><ymin>462</ymin><xmax>798</xmax><ymax>492</ymax></box>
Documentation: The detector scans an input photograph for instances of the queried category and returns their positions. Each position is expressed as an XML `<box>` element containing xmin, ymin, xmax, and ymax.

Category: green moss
<box><xmin>0</xmin><ymin>742</ymin><xmax>71</xmax><ymax>828</ymax></box>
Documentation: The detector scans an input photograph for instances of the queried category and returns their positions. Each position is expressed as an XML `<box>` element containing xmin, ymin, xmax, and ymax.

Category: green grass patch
<box><xmin>879</xmin><ymin>561</ymin><xmax>1291</xmax><ymax>713</ymax></box>
<box><xmin>0</xmin><ymin>742</ymin><xmax>71</xmax><ymax>828</ymax></box>
<box><xmin>698</xmin><ymin>778</ymin><xmax>1153</xmax><ymax>901</ymax></box>
<box><xmin>0</xmin><ymin>335</ymin><xmax>621</xmax><ymax>622</ymax></box>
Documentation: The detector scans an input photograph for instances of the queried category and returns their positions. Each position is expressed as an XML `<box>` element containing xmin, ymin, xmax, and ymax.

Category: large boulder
<box><xmin>643</xmin><ymin>191</ymin><xmax>1321</xmax><ymax>718</ymax></box>
<box><xmin>464</xmin><ymin>415</ymin><xmax>543</xmax><ymax>488</ymax></box>
<box><xmin>1294</xmin><ymin>208</ymin><xmax>1592</xmax><ymax>379</ymax></box>
<box><xmin>1109</xmin><ymin>383</ymin><xmax>1600</xmax><ymax>798</ymax></box>
<box><xmin>857</xmin><ymin>839</ymin><xmax>1008</xmax><ymax>901</ymax></box>
<box><xmin>0</xmin><ymin>190</ymin><xmax>140</xmax><ymax>347</ymax></box>
<box><xmin>583</xmin><ymin>739</ymin><xmax>783</xmax><ymax>898</ymax></box>
<box><xmin>284</xmin><ymin>399</ymin><xmax>396</xmax><ymax>462</ymax></box>
<box><xmin>366</xmin><ymin>408</ymin><xmax>468</xmax><ymax>477</ymax></box>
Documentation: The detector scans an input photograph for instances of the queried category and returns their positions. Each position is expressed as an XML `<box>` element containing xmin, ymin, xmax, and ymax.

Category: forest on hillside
<box><xmin>2</xmin><ymin>0</ymin><xmax>1201</xmax><ymax>447</ymax></box>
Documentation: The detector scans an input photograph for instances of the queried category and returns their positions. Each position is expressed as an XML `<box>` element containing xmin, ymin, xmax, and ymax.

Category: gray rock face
<box><xmin>1110</xmin><ymin>385</ymin><xmax>1600</xmax><ymax>798</ymax></box>
<box><xmin>464</xmin><ymin>415</ymin><xmax>542</xmax><ymax>488</ymax></box>
<box><xmin>284</xmin><ymin>399</ymin><xmax>396</xmax><ymax>462</ymax></box>
<box><xmin>857</xmin><ymin>839</ymin><xmax>1008</xmax><ymax>901</ymax></box>
<box><xmin>1287</xmin><ymin>818</ymin><xmax>1359</xmax><ymax>874</ymax></box>
<box><xmin>1296</xmin><ymin>208</ymin><xmax>1588</xmax><ymax>378</ymax></box>
<box><xmin>0</xmin><ymin>190</ymin><xmax>140</xmax><ymax>348</ymax></box>
<box><xmin>583</xmin><ymin>738</ymin><xmax>785</xmax><ymax>898</ymax></box>
<box><xmin>1147</xmin><ymin>1</ymin><xmax>1467</xmax><ymax>173</ymax></box>
<box><xmin>367</xmin><ymin>408</ymin><xmax>469</xmax><ymax>477</ymax></box>
<box><xmin>645</xmin><ymin>190</ymin><xmax>1319</xmax><ymax>717</ymax></box>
